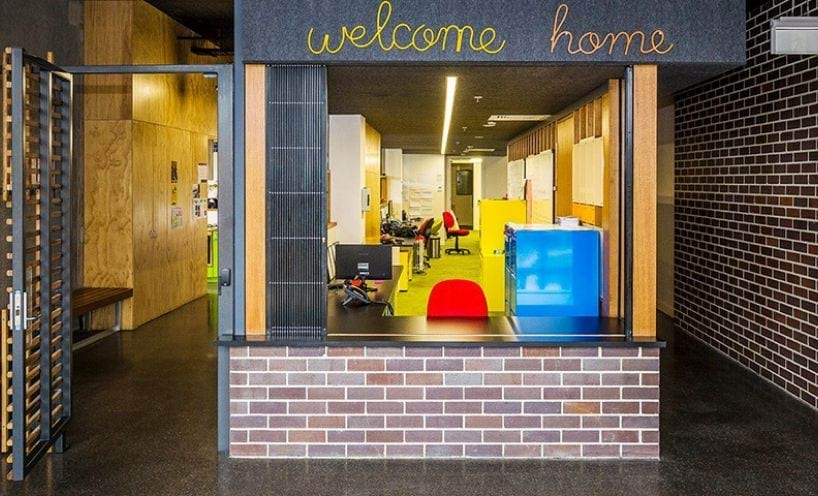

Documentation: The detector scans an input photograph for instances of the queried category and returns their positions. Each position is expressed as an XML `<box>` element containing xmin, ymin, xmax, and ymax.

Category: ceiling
<box><xmin>329</xmin><ymin>65</ymin><xmax>624</xmax><ymax>156</ymax></box>
<box><xmin>146</xmin><ymin>0</ymin><xmax>233</xmax><ymax>48</ymax></box>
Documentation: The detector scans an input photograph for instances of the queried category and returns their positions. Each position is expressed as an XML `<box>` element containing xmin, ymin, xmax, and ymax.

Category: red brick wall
<box><xmin>229</xmin><ymin>346</ymin><xmax>660</xmax><ymax>459</ymax></box>
<box><xmin>674</xmin><ymin>0</ymin><xmax>818</xmax><ymax>410</ymax></box>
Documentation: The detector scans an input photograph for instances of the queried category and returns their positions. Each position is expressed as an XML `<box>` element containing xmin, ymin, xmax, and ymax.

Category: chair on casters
<box><xmin>427</xmin><ymin>280</ymin><xmax>488</xmax><ymax>318</ymax></box>
<box><xmin>443</xmin><ymin>210</ymin><xmax>471</xmax><ymax>255</ymax></box>
<box><xmin>413</xmin><ymin>217</ymin><xmax>434</xmax><ymax>274</ymax></box>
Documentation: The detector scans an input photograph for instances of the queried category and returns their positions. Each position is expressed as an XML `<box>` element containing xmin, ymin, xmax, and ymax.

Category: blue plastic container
<box><xmin>505</xmin><ymin>224</ymin><xmax>600</xmax><ymax>317</ymax></box>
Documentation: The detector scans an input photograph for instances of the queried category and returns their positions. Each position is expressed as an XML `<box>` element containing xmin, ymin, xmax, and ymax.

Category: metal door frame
<box><xmin>60</xmin><ymin>62</ymin><xmax>236</xmax><ymax>454</ymax></box>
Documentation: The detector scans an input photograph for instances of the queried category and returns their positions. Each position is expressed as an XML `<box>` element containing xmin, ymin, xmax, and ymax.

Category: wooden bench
<box><xmin>72</xmin><ymin>287</ymin><xmax>133</xmax><ymax>332</ymax></box>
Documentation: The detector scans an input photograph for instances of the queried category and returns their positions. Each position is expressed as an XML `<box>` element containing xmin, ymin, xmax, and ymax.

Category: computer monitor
<box><xmin>334</xmin><ymin>244</ymin><xmax>393</xmax><ymax>281</ymax></box>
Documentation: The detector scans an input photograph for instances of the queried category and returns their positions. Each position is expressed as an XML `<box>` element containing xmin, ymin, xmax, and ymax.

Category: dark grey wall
<box><xmin>0</xmin><ymin>0</ymin><xmax>83</xmax><ymax>65</ymax></box>
<box><xmin>0</xmin><ymin>0</ymin><xmax>84</xmax><ymax>286</ymax></box>
<box><xmin>241</xmin><ymin>0</ymin><xmax>746</xmax><ymax>65</ymax></box>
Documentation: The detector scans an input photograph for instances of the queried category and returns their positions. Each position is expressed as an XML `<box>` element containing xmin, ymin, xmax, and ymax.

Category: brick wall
<box><xmin>674</xmin><ymin>0</ymin><xmax>818</xmax><ymax>409</ymax></box>
<box><xmin>229</xmin><ymin>346</ymin><xmax>660</xmax><ymax>459</ymax></box>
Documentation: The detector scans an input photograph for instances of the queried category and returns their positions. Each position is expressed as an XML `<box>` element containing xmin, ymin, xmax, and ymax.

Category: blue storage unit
<box><xmin>505</xmin><ymin>224</ymin><xmax>601</xmax><ymax>317</ymax></box>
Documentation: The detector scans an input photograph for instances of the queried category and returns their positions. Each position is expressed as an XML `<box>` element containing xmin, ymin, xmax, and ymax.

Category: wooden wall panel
<box><xmin>364</xmin><ymin>122</ymin><xmax>381</xmax><ymax>244</ymax></box>
<box><xmin>245</xmin><ymin>65</ymin><xmax>267</xmax><ymax>335</ymax></box>
<box><xmin>633</xmin><ymin>66</ymin><xmax>658</xmax><ymax>338</ymax></box>
<box><xmin>83</xmin><ymin>120</ymin><xmax>135</xmax><ymax>327</ymax></box>
<box><xmin>83</xmin><ymin>0</ymin><xmax>133</xmax><ymax>121</ymax></box>
<box><xmin>131</xmin><ymin>1</ymin><xmax>220</xmax><ymax>136</ymax></box>
<box><xmin>601</xmin><ymin>84</ymin><xmax>621</xmax><ymax>318</ymax></box>
<box><xmin>555</xmin><ymin>118</ymin><xmax>574</xmax><ymax>217</ymax></box>
<box><xmin>131</xmin><ymin>123</ymin><xmax>208</xmax><ymax>328</ymax></box>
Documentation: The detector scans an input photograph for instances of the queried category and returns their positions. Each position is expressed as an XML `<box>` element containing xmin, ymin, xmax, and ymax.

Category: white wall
<box><xmin>382</xmin><ymin>148</ymin><xmax>404</xmax><ymax>217</ymax></box>
<box><xmin>657</xmin><ymin>104</ymin><xmax>675</xmax><ymax>317</ymax></box>
<box><xmin>482</xmin><ymin>156</ymin><xmax>508</xmax><ymax>199</ymax></box>
<box><xmin>403</xmin><ymin>154</ymin><xmax>445</xmax><ymax>219</ymax></box>
<box><xmin>329</xmin><ymin>115</ymin><xmax>366</xmax><ymax>244</ymax></box>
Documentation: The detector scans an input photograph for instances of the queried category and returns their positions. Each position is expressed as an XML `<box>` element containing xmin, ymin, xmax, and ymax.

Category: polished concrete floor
<box><xmin>2</xmin><ymin>297</ymin><xmax>817</xmax><ymax>495</ymax></box>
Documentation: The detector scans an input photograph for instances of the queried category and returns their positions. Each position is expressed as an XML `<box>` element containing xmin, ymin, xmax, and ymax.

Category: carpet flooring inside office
<box><xmin>394</xmin><ymin>234</ymin><xmax>482</xmax><ymax>316</ymax></box>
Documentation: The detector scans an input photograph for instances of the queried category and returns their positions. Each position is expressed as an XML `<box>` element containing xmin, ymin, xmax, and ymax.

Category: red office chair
<box><xmin>443</xmin><ymin>210</ymin><xmax>471</xmax><ymax>255</ymax></box>
<box><xmin>427</xmin><ymin>280</ymin><xmax>488</xmax><ymax>318</ymax></box>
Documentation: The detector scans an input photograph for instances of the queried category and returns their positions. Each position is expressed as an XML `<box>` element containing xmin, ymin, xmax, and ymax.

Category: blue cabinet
<box><xmin>505</xmin><ymin>224</ymin><xmax>600</xmax><ymax>317</ymax></box>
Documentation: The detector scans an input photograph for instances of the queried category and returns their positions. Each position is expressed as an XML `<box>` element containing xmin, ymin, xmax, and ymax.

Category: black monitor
<box><xmin>334</xmin><ymin>244</ymin><xmax>393</xmax><ymax>281</ymax></box>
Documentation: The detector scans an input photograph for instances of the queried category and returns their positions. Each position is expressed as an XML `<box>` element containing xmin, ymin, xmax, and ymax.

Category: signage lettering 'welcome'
<box><xmin>307</xmin><ymin>0</ymin><xmax>507</xmax><ymax>55</ymax></box>
<box><xmin>306</xmin><ymin>1</ymin><xmax>674</xmax><ymax>57</ymax></box>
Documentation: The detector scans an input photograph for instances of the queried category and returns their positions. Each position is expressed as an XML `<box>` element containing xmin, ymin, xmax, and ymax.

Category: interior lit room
<box><xmin>325</xmin><ymin>65</ymin><xmax>623</xmax><ymax>321</ymax></box>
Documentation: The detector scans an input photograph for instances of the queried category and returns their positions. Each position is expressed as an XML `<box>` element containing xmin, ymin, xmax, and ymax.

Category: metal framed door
<box><xmin>2</xmin><ymin>48</ymin><xmax>73</xmax><ymax>481</ymax></box>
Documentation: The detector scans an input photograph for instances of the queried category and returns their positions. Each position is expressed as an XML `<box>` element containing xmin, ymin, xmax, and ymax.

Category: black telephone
<box><xmin>342</xmin><ymin>284</ymin><xmax>371</xmax><ymax>307</ymax></box>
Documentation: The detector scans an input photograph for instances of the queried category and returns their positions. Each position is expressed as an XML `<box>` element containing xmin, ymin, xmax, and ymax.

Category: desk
<box><xmin>327</xmin><ymin>266</ymin><xmax>403</xmax><ymax>318</ymax></box>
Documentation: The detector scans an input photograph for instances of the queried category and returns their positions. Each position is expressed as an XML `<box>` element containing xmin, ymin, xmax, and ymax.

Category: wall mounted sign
<box><xmin>241</xmin><ymin>0</ymin><xmax>745</xmax><ymax>65</ymax></box>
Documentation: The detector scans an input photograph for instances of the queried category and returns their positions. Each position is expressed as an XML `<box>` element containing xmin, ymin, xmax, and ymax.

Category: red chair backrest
<box><xmin>442</xmin><ymin>211</ymin><xmax>456</xmax><ymax>230</ymax></box>
<box><xmin>427</xmin><ymin>280</ymin><xmax>488</xmax><ymax>318</ymax></box>
<box><xmin>416</xmin><ymin>217</ymin><xmax>432</xmax><ymax>239</ymax></box>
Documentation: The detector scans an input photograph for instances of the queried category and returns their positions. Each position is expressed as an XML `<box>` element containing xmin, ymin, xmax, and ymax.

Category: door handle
<box><xmin>218</xmin><ymin>268</ymin><xmax>232</xmax><ymax>296</ymax></box>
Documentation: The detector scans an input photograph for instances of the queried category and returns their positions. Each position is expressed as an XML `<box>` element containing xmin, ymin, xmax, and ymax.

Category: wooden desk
<box><xmin>328</xmin><ymin>266</ymin><xmax>403</xmax><ymax>318</ymax></box>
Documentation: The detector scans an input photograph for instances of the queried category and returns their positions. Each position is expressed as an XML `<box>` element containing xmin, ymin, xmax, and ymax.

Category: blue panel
<box><xmin>505</xmin><ymin>225</ymin><xmax>600</xmax><ymax>317</ymax></box>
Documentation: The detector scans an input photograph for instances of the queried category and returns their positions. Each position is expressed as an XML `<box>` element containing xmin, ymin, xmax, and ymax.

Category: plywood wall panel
<box><xmin>131</xmin><ymin>123</ymin><xmax>208</xmax><ymax>328</ymax></box>
<box><xmin>632</xmin><ymin>66</ymin><xmax>658</xmax><ymax>338</ymax></box>
<box><xmin>245</xmin><ymin>65</ymin><xmax>267</xmax><ymax>336</ymax></box>
<box><xmin>83</xmin><ymin>120</ymin><xmax>135</xmax><ymax>327</ymax></box>
<box><xmin>555</xmin><ymin>118</ymin><xmax>574</xmax><ymax>218</ymax></box>
<box><xmin>131</xmin><ymin>0</ymin><xmax>220</xmax><ymax>136</ymax></box>
<box><xmin>83</xmin><ymin>0</ymin><xmax>133</xmax><ymax>121</ymax></box>
<box><xmin>601</xmin><ymin>83</ymin><xmax>621</xmax><ymax>318</ymax></box>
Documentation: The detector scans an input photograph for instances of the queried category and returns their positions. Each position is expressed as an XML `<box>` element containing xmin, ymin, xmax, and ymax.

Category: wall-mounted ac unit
<box><xmin>771</xmin><ymin>17</ymin><xmax>818</xmax><ymax>55</ymax></box>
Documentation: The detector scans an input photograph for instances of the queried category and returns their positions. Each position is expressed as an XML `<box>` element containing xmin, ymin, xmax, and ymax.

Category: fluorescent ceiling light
<box><xmin>465</xmin><ymin>148</ymin><xmax>496</xmax><ymax>153</ymax></box>
<box><xmin>441</xmin><ymin>76</ymin><xmax>458</xmax><ymax>155</ymax></box>
<box><xmin>488</xmin><ymin>114</ymin><xmax>550</xmax><ymax>122</ymax></box>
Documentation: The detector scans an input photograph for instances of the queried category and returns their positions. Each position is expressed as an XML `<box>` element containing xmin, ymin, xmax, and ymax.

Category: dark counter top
<box><xmin>216</xmin><ymin>315</ymin><xmax>665</xmax><ymax>348</ymax></box>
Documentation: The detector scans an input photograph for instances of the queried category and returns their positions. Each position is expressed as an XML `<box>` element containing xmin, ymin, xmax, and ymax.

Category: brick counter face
<box><xmin>229</xmin><ymin>347</ymin><xmax>660</xmax><ymax>459</ymax></box>
<box><xmin>674</xmin><ymin>0</ymin><xmax>818</xmax><ymax>410</ymax></box>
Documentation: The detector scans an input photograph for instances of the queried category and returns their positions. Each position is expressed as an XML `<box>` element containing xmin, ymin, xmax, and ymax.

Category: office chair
<box><xmin>414</xmin><ymin>217</ymin><xmax>434</xmax><ymax>273</ymax></box>
<box><xmin>443</xmin><ymin>210</ymin><xmax>471</xmax><ymax>255</ymax></box>
<box><xmin>426</xmin><ymin>280</ymin><xmax>488</xmax><ymax>318</ymax></box>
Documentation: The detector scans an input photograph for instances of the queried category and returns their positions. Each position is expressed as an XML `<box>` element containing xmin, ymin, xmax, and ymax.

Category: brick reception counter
<box><xmin>226</xmin><ymin>343</ymin><xmax>661</xmax><ymax>459</ymax></box>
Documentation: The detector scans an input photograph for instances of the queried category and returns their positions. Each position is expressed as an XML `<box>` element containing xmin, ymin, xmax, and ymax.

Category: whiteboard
<box><xmin>507</xmin><ymin>159</ymin><xmax>526</xmax><ymax>200</ymax></box>
<box><xmin>525</xmin><ymin>150</ymin><xmax>554</xmax><ymax>201</ymax></box>
<box><xmin>525</xmin><ymin>151</ymin><xmax>555</xmax><ymax>223</ymax></box>
<box><xmin>572</xmin><ymin>137</ymin><xmax>605</xmax><ymax>206</ymax></box>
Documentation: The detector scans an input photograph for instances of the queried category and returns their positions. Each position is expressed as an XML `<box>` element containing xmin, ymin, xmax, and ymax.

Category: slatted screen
<box><xmin>265</xmin><ymin>65</ymin><xmax>328</xmax><ymax>339</ymax></box>
<box><xmin>1</xmin><ymin>48</ymin><xmax>72</xmax><ymax>480</ymax></box>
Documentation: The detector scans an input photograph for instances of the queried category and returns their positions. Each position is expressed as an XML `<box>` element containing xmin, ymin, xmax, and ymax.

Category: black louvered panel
<box><xmin>266</xmin><ymin>65</ymin><xmax>328</xmax><ymax>340</ymax></box>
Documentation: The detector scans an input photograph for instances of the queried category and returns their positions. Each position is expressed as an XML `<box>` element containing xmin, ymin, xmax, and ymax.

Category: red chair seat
<box><xmin>427</xmin><ymin>280</ymin><xmax>488</xmax><ymax>318</ymax></box>
<box><xmin>447</xmin><ymin>228</ymin><xmax>469</xmax><ymax>236</ymax></box>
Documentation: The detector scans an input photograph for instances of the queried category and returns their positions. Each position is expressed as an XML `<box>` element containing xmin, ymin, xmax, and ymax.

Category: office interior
<box><xmin>325</xmin><ymin>65</ymin><xmax>624</xmax><ymax>321</ymax></box>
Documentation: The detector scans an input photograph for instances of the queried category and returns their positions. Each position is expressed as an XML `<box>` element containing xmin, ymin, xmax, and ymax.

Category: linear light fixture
<box><xmin>441</xmin><ymin>76</ymin><xmax>458</xmax><ymax>155</ymax></box>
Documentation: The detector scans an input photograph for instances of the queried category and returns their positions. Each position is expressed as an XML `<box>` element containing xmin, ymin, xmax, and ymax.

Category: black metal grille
<box><xmin>265</xmin><ymin>65</ymin><xmax>328</xmax><ymax>339</ymax></box>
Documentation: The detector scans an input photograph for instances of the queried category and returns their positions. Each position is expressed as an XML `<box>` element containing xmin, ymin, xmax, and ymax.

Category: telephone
<box><xmin>342</xmin><ymin>284</ymin><xmax>371</xmax><ymax>307</ymax></box>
